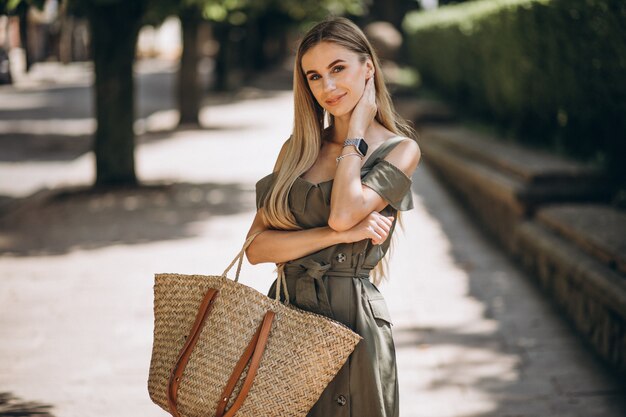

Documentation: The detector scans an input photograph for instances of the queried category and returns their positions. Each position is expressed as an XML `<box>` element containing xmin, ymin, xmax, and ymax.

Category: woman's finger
<box><xmin>375</xmin><ymin>216</ymin><xmax>391</xmax><ymax>232</ymax></box>
<box><xmin>374</xmin><ymin>215</ymin><xmax>390</xmax><ymax>230</ymax></box>
<box><xmin>378</xmin><ymin>215</ymin><xmax>393</xmax><ymax>228</ymax></box>
<box><xmin>367</xmin><ymin>225</ymin><xmax>383</xmax><ymax>241</ymax></box>
<box><xmin>372</xmin><ymin>223</ymin><xmax>388</xmax><ymax>239</ymax></box>
<box><xmin>378</xmin><ymin>220</ymin><xmax>391</xmax><ymax>234</ymax></box>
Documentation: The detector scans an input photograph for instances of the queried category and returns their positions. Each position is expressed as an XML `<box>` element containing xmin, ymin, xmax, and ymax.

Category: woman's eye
<box><xmin>308</xmin><ymin>66</ymin><xmax>344</xmax><ymax>81</ymax></box>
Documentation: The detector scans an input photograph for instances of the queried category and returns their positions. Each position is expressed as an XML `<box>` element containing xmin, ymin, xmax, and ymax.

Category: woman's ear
<box><xmin>366</xmin><ymin>60</ymin><xmax>375</xmax><ymax>79</ymax></box>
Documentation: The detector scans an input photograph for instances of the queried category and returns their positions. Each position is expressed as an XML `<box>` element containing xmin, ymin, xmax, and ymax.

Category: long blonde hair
<box><xmin>261</xmin><ymin>16</ymin><xmax>416</xmax><ymax>286</ymax></box>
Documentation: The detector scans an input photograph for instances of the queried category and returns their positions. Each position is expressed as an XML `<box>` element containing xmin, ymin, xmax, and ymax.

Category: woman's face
<box><xmin>301</xmin><ymin>41</ymin><xmax>374</xmax><ymax>118</ymax></box>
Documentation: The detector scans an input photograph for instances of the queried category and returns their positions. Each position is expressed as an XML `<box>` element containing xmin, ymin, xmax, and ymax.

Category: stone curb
<box><xmin>514</xmin><ymin>220</ymin><xmax>626</xmax><ymax>373</ymax></box>
<box><xmin>536</xmin><ymin>204</ymin><xmax>626</xmax><ymax>276</ymax></box>
<box><xmin>395</xmin><ymin>98</ymin><xmax>626</xmax><ymax>377</ymax></box>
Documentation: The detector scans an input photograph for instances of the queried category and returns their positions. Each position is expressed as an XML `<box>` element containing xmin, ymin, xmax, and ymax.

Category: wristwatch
<box><xmin>343</xmin><ymin>137</ymin><xmax>368</xmax><ymax>157</ymax></box>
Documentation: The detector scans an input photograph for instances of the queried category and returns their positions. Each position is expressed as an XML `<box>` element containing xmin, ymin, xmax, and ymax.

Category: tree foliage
<box><xmin>0</xmin><ymin>0</ymin><xmax>45</xmax><ymax>14</ymax></box>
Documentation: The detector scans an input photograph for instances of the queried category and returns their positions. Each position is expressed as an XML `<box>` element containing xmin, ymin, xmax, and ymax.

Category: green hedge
<box><xmin>403</xmin><ymin>0</ymin><xmax>626</xmax><ymax>199</ymax></box>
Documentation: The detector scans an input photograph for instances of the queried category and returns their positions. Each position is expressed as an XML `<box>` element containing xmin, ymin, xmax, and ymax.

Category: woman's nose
<box><xmin>323</xmin><ymin>76</ymin><xmax>336</xmax><ymax>92</ymax></box>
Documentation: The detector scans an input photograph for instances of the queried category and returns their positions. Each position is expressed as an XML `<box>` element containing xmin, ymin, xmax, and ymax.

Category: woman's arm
<box><xmin>247</xmin><ymin>138</ymin><xmax>345</xmax><ymax>264</ymax></box>
<box><xmin>245</xmin><ymin>207</ymin><xmax>394</xmax><ymax>265</ymax></box>
<box><xmin>329</xmin><ymin>138</ymin><xmax>421</xmax><ymax>231</ymax></box>
<box><xmin>245</xmin><ymin>210</ymin><xmax>344</xmax><ymax>264</ymax></box>
<box><xmin>328</xmin><ymin>78</ymin><xmax>421</xmax><ymax>231</ymax></box>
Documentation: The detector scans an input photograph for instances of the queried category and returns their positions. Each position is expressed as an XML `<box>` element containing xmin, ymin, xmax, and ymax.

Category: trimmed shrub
<box><xmin>403</xmin><ymin>0</ymin><xmax>626</xmax><ymax>200</ymax></box>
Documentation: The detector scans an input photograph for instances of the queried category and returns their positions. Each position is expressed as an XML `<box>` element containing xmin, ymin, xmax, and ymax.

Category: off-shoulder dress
<box><xmin>254</xmin><ymin>136</ymin><xmax>414</xmax><ymax>417</ymax></box>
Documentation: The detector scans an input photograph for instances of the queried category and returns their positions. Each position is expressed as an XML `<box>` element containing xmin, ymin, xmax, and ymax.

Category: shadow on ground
<box><xmin>0</xmin><ymin>60</ymin><xmax>291</xmax><ymax>162</ymax></box>
<box><xmin>0</xmin><ymin>133</ymin><xmax>93</xmax><ymax>162</ymax></box>
<box><xmin>0</xmin><ymin>182</ymin><xmax>255</xmax><ymax>257</ymax></box>
<box><xmin>0</xmin><ymin>392</ymin><xmax>55</xmax><ymax>417</ymax></box>
<box><xmin>407</xmin><ymin>163</ymin><xmax>626</xmax><ymax>416</ymax></box>
<box><xmin>395</xmin><ymin>324</ymin><xmax>626</xmax><ymax>416</ymax></box>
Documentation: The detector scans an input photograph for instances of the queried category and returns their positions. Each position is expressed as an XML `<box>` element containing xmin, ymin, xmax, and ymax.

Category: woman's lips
<box><xmin>325</xmin><ymin>93</ymin><xmax>347</xmax><ymax>106</ymax></box>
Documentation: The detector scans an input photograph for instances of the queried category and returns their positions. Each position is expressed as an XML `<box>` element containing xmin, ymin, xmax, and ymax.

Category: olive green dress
<box><xmin>255</xmin><ymin>137</ymin><xmax>414</xmax><ymax>417</ymax></box>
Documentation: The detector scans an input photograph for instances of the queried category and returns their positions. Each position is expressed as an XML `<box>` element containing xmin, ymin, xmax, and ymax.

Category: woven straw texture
<box><xmin>147</xmin><ymin>271</ymin><xmax>363</xmax><ymax>417</ymax></box>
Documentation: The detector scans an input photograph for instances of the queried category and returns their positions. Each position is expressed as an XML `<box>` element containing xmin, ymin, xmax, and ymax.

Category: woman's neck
<box><xmin>325</xmin><ymin>117</ymin><xmax>382</xmax><ymax>145</ymax></box>
<box><xmin>327</xmin><ymin>115</ymin><xmax>350</xmax><ymax>144</ymax></box>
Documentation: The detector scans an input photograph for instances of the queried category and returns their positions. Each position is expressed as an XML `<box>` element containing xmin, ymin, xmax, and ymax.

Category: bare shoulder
<box><xmin>384</xmin><ymin>136</ymin><xmax>422</xmax><ymax>176</ymax></box>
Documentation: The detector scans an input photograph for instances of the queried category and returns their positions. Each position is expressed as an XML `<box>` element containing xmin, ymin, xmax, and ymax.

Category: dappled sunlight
<box><xmin>136</xmin><ymin>95</ymin><xmax>292</xmax><ymax>186</ymax></box>
<box><xmin>0</xmin><ymin>153</ymin><xmax>94</xmax><ymax>197</ymax></box>
<box><xmin>199</xmin><ymin>90</ymin><xmax>293</xmax><ymax>130</ymax></box>
<box><xmin>396</xmin><ymin>336</ymin><xmax>520</xmax><ymax>416</ymax></box>
<box><xmin>0</xmin><ymin>207</ymin><xmax>274</xmax><ymax>416</ymax></box>
<box><xmin>134</xmin><ymin>109</ymin><xmax>179</xmax><ymax>134</ymax></box>
<box><xmin>383</xmin><ymin>168</ymin><xmax>528</xmax><ymax>416</ymax></box>
<box><xmin>0</xmin><ymin>118</ymin><xmax>95</xmax><ymax>135</ymax></box>
<box><xmin>0</xmin><ymin>182</ymin><xmax>255</xmax><ymax>257</ymax></box>
<box><xmin>386</xmin><ymin>190</ymin><xmax>488</xmax><ymax>329</ymax></box>
<box><xmin>1</xmin><ymin>55</ymin><xmax>622</xmax><ymax>416</ymax></box>
<box><xmin>0</xmin><ymin>91</ymin><xmax>56</xmax><ymax>111</ymax></box>
<box><xmin>0</xmin><ymin>62</ymin><xmax>293</xmax><ymax>200</ymax></box>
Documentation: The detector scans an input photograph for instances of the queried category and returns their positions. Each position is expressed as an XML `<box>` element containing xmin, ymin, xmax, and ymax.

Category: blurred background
<box><xmin>1</xmin><ymin>0</ymin><xmax>625</xmax><ymax>416</ymax></box>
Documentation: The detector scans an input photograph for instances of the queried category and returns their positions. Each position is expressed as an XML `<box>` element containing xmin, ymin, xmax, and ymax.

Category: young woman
<box><xmin>245</xmin><ymin>16</ymin><xmax>421</xmax><ymax>417</ymax></box>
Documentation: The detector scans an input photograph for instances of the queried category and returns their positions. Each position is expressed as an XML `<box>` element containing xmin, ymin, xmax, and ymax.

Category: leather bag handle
<box><xmin>167</xmin><ymin>288</ymin><xmax>220</xmax><ymax>417</ymax></box>
<box><xmin>216</xmin><ymin>311</ymin><xmax>275</xmax><ymax>417</ymax></box>
<box><xmin>166</xmin><ymin>231</ymin><xmax>277</xmax><ymax>417</ymax></box>
<box><xmin>167</xmin><ymin>300</ymin><xmax>275</xmax><ymax>417</ymax></box>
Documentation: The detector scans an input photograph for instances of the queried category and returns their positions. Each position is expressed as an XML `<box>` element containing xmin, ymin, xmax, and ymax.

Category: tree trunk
<box><xmin>243</xmin><ymin>17</ymin><xmax>260</xmax><ymax>80</ymax></box>
<box><xmin>212</xmin><ymin>23</ymin><xmax>230</xmax><ymax>92</ymax></box>
<box><xmin>16</xmin><ymin>3</ymin><xmax>31</xmax><ymax>72</ymax></box>
<box><xmin>88</xmin><ymin>1</ymin><xmax>145</xmax><ymax>186</ymax></box>
<box><xmin>178</xmin><ymin>8</ymin><xmax>201</xmax><ymax>127</ymax></box>
<box><xmin>59</xmin><ymin>5</ymin><xmax>73</xmax><ymax>65</ymax></box>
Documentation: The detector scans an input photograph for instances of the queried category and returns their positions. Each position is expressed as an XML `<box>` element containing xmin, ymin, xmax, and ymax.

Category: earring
<box><xmin>323</xmin><ymin>109</ymin><xmax>330</xmax><ymax>128</ymax></box>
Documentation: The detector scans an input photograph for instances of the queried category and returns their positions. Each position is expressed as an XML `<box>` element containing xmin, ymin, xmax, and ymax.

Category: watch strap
<box><xmin>343</xmin><ymin>137</ymin><xmax>367</xmax><ymax>157</ymax></box>
<box><xmin>343</xmin><ymin>137</ymin><xmax>364</xmax><ymax>147</ymax></box>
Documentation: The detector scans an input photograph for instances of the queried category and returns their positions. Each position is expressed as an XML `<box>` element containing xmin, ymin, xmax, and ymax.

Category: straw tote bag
<box><xmin>147</xmin><ymin>231</ymin><xmax>363</xmax><ymax>417</ymax></box>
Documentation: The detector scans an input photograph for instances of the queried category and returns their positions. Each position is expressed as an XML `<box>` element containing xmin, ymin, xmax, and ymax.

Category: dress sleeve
<box><xmin>255</xmin><ymin>172</ymin><xmax>275</xmax><ymax>210</ymax></box>
<box><xmin>361</xmin><ymin>159</ymin><xmax>414</xmax><ymax>211</ymax></box>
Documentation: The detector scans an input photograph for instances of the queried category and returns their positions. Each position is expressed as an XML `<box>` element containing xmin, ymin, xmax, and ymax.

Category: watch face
<box><xmin>357</xmin><ymin>139</ymin><xmax>368</xmax><ymax>156</ymax></box>
<box><xmin>343</xmin><ymin>138</ymin><xmax>369</xmax><ymax>156</ymax></box>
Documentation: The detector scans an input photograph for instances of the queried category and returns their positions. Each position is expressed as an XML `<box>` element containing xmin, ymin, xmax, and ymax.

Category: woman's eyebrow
<box><xmin>305</xmin><ymin>59</ymin><xmax>346</xmax><ymax>75</ymax></box>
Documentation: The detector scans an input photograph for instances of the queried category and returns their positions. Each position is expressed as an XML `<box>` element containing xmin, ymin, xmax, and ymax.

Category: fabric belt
<box><xmin>282</xmin><ymin>258</ymin><xmax>372</xmax><ymax>319</ymax></box>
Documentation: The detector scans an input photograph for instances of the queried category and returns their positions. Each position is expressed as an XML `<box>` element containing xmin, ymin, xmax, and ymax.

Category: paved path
<box><xmin>0</xmin><ymin>61</ymin><xmax>624</xmax><ymax>417</ymax></box>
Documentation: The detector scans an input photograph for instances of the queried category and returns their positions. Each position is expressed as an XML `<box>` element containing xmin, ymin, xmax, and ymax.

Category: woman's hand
<box><xmin>342</xmin><ymin>211</ymin><xmax>394</xmax><ymax>245</ymax></box>
<box><xmin>347</xmin><ymin>77</ymin><xmax>377</xmax><ymax>137</ymax></box>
